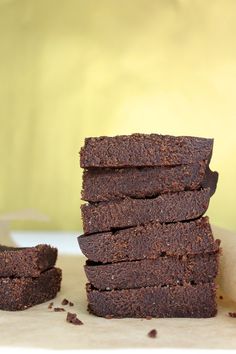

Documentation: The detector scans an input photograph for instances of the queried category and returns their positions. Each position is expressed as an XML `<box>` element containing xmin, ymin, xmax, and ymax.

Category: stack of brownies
<box><xmin>0</xmin><ymin>244</ymin><xmax>62</xmax><ymax>311</ymax></box>
<box><xmin>78</xmin><ymin>134</ymin><xmax>220</xmax><ymax>318</ymax></box>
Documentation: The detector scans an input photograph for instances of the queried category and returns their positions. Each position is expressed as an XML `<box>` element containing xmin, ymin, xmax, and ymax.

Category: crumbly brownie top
<box><xmin>80</xmin><ymin>133</ymin><xmax>213</xmax><ymax>168</ymax></box>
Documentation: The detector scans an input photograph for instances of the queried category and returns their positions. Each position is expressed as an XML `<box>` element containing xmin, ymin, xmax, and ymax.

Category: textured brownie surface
<box><xmin>80</xmin><ymin>134</ymin><xmax>213</xmax><ymax>168</ymax></box>
<box><xmin>81</xmin><ymin>188</ymin><xmax>211</xmax><ymax>234</ymax></box>
<box><xmin>0</xmin><ymin>244</ymin><xmax>58</xmax><ymax>277</ymax></box>
<box><xmin>85</xmin><ymin>252</ymin><xmax>219</xmax><ymax>290</ymax></box>
<box><xmin>82</xmin><ymin>161</ymin><xmax>218</xmax><ymax>202</ymax></box>
<box><xmin>87</xmin><ymin>282</ymin><xmax>217</xmax><ymax>318</ymax></box>
<box><xmin>78</xmin><ymin>217</ymin><xmax>220</xmax><ymax>263</ymax></box>
<box><xmin>0</xmin><ymin>267</ymin><xmax>62</xmax><ymax>311</ymax></box>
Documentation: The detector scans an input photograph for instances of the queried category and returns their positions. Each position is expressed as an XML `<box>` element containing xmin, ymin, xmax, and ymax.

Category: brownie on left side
<box><xmin>0</xmin><ymin>244</ymin><xmax>57</xmax><ymax>277</ymax></box>
<box><xmin>0</xmin><ymin>267</ymin><xmax>62</xmax><ymax>311</ymax></box>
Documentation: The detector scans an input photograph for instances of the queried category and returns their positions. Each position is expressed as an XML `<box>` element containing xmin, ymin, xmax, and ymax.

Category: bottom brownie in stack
<box><xmin>0</xmin><ymin>244</ymin><xmax>62</xmax><ymax>311</ymax></box>
<box><xmin>78</xmin><ymin>217</ymin><xmax>220</xmax><ymax>318</ymax></box>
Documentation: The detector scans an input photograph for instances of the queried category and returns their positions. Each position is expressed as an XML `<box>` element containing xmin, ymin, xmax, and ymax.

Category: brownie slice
<box><xmin>0</xmin><ymin>244</ymin><xmax>57</xmax><ymax>277</ymax></box>
<box><xmin>82</xmin><ymin>162</ymin><xmax>218</xmax><ymax>202</ymax></box>
<box><xmin>81</xmin><ymin>188</ymin><xmax>211</xmax><ymax>234</ymax></box>
<box><xmin>85</xmin><ymin>253</ymin><xmax>219</xmax><ymax>290</ymax></box>
<box><xmin>80</xmin><ymin>134</ymin><xmax>213</xmax><ymax>168</ymax></box>
<box><xmin>0</xmin><ymin>268</ymin><xmax>62</xmax><ymax>311</ymax></box>
<box><xmin>87</xmin><ymin>282</ymin><xmax>217</xmax><ymax>318</ymax></box>
<box><xmin>78</xmin><ymin>217</ymin><xmax>220</xmax><ymax>263</ymax></box>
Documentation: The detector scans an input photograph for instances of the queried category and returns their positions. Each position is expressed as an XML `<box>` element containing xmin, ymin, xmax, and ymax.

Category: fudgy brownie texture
<box><xmin>0</xmin><ymin>244</ymin><xmax>57</xmax><ymax>277</ymax></box>
<box><xmin>85</xmin><ymin>252</ymin><xmax>219</xmax><ymax>290</ymax></box>
<box><xmin>81</xmin><ymin>188</ymin><xmax>211</xmax><ymax>234</ymax></box>
<box><xmin>0</xmin><ymin>267</ymin><xmax>62</xmax><ymax>311</ymax></box>
<box><xmin>78</xmin><ymin>217</ymin><xmax>220</xmax><ymax>263</ymax></box>
<box><xmin>82</xmin><ymin>161</ymin><xmax>219</xmax><ymax>202</ymax></box>
<box><xmin>80</xmin><ymin>134</ymin><xmax>213</xmax><ymax>168</ymax></box>
<box><xmin>87</xmin><ymin>282</ymin><xmax>217</xmax><ymax>318</ymax></box>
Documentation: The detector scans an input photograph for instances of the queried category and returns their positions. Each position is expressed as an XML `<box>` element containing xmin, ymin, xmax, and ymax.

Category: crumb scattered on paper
<box><xmin>148</xmin><ymin>329</ymin><xmax>157</xmax><ymax>338</ymax></box>
<box><xmin>228</xmin><ymin>312</ymin><xmax>236</xmax><ymax>318</ymax></box>
<box><xmin>66</xmin><ymin>312</ymin><xmax>84</xmax><ymax>325</ymax></box>
<box><xmin>61</xmin><ymin>298</ymin><xmax>69</xmax><ymax>305</ymax></box>
<box><xmin>54</xmin><ymin>307</ymin><xmax>65</xmax><ymax>312</ymax></box>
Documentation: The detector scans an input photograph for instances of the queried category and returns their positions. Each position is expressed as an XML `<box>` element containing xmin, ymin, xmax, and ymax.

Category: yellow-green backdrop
<box><xmin>0</xmin><ymin>0</ymin><xmax>235</xmax><ymax>231</ymax></box>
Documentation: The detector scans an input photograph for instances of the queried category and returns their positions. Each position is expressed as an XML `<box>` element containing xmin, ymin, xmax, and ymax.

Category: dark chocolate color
<box><xmin>78</xmin><ymin>217</ymin><xmax>220</xmax><ymax>263</ymax></box>
<box><xmin>85</xmin><ymin>252</ymin><xmax>219</xmax><ymax>290</ymax></box>
<box><xmin>82</xmin><ymin>161</ymin><xmax>217</xmax><ymax>202</ymax></box>
<box><xmin>0</xmin><ymin>244</ymin><xmax>57</xmax><ymax>277</ymax></box>
<box><xmin>81</xmin><ymin>188</ymin><xmax>211</xmax><ymax>234</ymax></box>
<box><xmin>0</xmin><ymin>267</ymin><xmax>62</xmax><ymax>311</ymax></box>
<box><xmin>87</xmin><ymin>282</ymin><xmax>217</xmax><ymax>318</ymax></box>
<box><xmin>80</xmin><ymin>134</ymin><xmax>213</xmax><ymax>168</ymax></box>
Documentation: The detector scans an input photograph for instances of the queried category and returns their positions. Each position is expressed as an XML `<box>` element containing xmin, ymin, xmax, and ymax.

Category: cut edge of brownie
<box><xmin>0</xmin><ymin>244</ymin><xmax>58</xmax><ymax>277</ymax></box>
<box><xmin>80</xmin><ymin>134</ymin><xmax>214</xmax><ymax>168</ymax></box>
<box><xmin>81</xmin><ymin>188</ymin><xmax>211</xmax><ymax>234</ymax></box>
<box><xmin>86</xmin><ymin>282</ymin><xmax>217</xmax><ymax>318</ymax></box>
<box><xmin>0</xmin><ymin>267</ymin><xmax>62</xmax><ymax>311</ymax></box>
<box><xmin>78</xmin><ymin>216</ymin><xmax>220</xmax><ymax>263</ymax></box>
<box><xmin>82</xmin><ymin>161</ymin><xmax>218</xmax><ymax>202</ymax></box>
<box><xmin>84</xmin><ymin>252</ymin><xmax>220</xmax><ymax>290</ymax></box>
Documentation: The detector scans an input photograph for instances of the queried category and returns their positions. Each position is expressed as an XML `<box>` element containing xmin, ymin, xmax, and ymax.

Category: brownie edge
<box><xmin>0</xmin><ymin>268</ymin><xmax>62</xmax><ymax>311</ymax></box>
<box><xmin>82</xmin><ymin>161</ymin><xmax>216</xmax><ymax>202</ymax></box>
<box><xmin>87</xmin><ymin>282</ymin><xmax>217</xmax><ymax>318</ymax></box>
<box><xmin>78</xmin><ymin>217</ymin><xmax>220</xmax><ymax>263</ymax></box>
<box><xmin>80</xmin><ymin>134</ymin><xmax>213</xmax><ymax>168</ymax></box>
<box><xmin>0</xmin><ymin>244</ymin><xmax>58</xmax><ymax>277</ymax></box>
<box><xmin>81</xmin><ymin>188</ymin><xmax>211</xmax><ymax>234</ymax></box>
<box><xmin>85</xmin><ymin>253</ymin><xmax>219</xmax><ymax>290</ymax></box>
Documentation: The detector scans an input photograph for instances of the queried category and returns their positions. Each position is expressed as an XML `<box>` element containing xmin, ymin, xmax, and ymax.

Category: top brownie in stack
<box><xmin>80</xmin><ymin>134</ymin><xmax>214</xmax><ymax>168</ymax></box>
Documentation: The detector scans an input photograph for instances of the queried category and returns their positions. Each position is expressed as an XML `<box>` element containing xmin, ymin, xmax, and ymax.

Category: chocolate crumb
<box><xmin>66</xmin><ymin>312</ymin><xmax>84</xmax><ymax>325</ymax></box>
<box><xmin>48</xmin><ymin>302</ymin><xmax>54</xmax><ymax>309</ymax></box>
<box><xmin>54</xmin><ymin>307</ymin><xmax>65</xmax><ymax>312</ymax></box>
<box><xmin>148</xmin><ymin>329</ymin><xmax>157</xmax><ymax>338</ymax></box>
<box><xmin>69</xmin><ymin>301</ymin><xmax>74</xmax><ymax>306</ymax></box>
<box><xmin>105</xmin><ymin>314</ymin><xmax>114</xmax><ymax>319</ymax></box>
<box><xmin>61</xmin><ymin>298</ymin><xmax>69</xmax><ymax>306</ymax></box>
<box><xmin>219</xmin><ymin>296</ymin><xmax>223</xmax><ymax>300</ymax></box>
<box><xmin>146</xmin><ymin>316</ymin><xmax>152</xmax><ymax>320</ymax></box>
<box><xmin>228</xmin><ymin>312</ymin><xmax>236</xmax><ymax>318</ymax></box>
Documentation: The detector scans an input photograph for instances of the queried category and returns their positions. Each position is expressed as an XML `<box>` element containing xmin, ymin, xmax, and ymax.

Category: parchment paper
<box><xmin>0</xmin><ymin>224</ymin><xmax>236</xmax><ymax>350</ymax></box>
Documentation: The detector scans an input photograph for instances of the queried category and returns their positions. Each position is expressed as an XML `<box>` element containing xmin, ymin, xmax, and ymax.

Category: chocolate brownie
<box><xmin>80</xmin><ymin>134</ymin><xmax>213</xmax><ymax>168</ymax></box>
<box><xmin>81</xmin><ymin>188</ymin><xmax>211</xmax><ymax>234</ymax></box>
<box><xmin>82</xmin><ymin>161</ymin><xmax>218</xmax><ymax>202</ymax></box>
<box><xmin>78</xmin><ymin>217</ymin><xmax>220</xmax><ymax>263</ymax></box>
<box><xmin>0</xmin><ymin>244</ymin><xmax>57</xmax><ymax>277</ymax></box>
<box><xmin>0</xmin><ymin>267</ymin><xmax>62</xmax><ymax>311</ymax></box>
<box><xmin>84</xmin><ymin>252</ymin><xmax>219</xmax><ymax>290</ymax></box>
<box><xmin>86</xmin><ymin>282</ymin><xmax>217</xmax><ymax>318</ymax></box>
